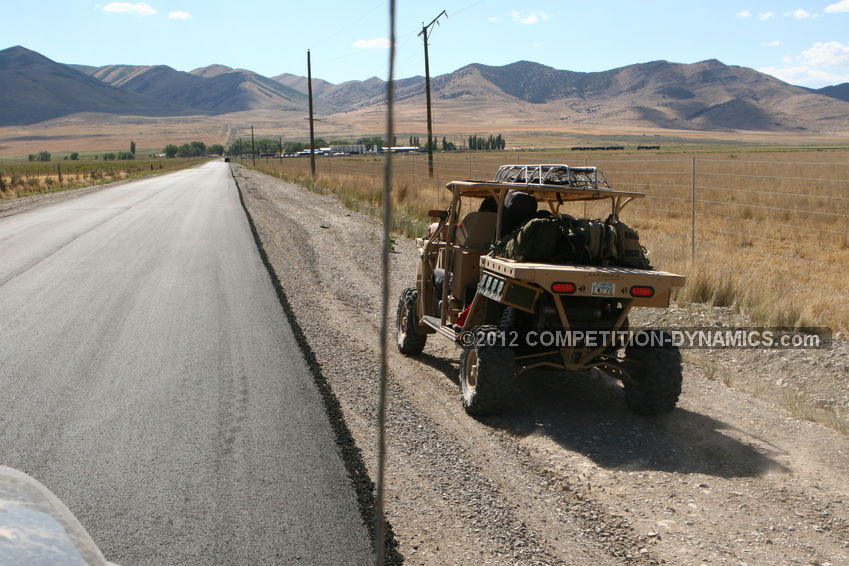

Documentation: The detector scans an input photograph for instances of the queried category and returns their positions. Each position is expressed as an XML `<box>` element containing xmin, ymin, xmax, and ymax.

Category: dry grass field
<box><xmin>243</xmin><ymin>147</ymin><xmax>849</xmax><ymax>333</ymax></box>
<box><xmin>0</xmin><ymin>157</ymin><xmax>209</xmax><ymax>199</ymax></box>
<box><xmin>0</xmin><ymin>114</ymin><xmax>235</xmax><ymax>157</ymax></box>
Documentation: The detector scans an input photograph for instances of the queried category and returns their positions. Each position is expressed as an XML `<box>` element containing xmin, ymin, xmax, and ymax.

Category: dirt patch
<box><xmin>234</xmin><ymin>164</ymin><xmax>849</xmax><ymax>566</ymax></box>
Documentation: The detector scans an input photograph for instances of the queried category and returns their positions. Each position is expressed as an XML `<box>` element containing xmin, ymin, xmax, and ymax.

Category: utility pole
<box><xmin>307</xmin><ymin>49</ymin><xmax>316</xmax><ymax>178</ymax></box>
<box><xmin>250</xmin><ymin>125</ymin><xmax>255</xmax><ymax>166</ymax></box>
<box><xmin>418</xmin><ymin>10</ymin><xmax>447</xmax><ymax>178</ymax></box>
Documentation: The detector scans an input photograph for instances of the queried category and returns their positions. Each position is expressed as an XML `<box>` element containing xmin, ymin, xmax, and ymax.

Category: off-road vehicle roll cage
<box><xmin>397</xmin><ymin>164</ymin><xmax>686</xmax><ymax>416</ymax></box>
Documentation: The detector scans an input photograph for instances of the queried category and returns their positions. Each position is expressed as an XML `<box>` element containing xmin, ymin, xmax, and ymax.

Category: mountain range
<box><xmin>1</xmin><ymin>45</ymin><xmax>849</xmax><ymax>134</ymax></box>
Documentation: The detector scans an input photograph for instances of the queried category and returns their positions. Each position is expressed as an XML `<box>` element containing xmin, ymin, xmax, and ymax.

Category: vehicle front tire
<box><xmin>459</xmin><ymin>326</ymin><xmax>516</xmax><ymax>416</ymax></box>
<box><xmin>623</xmin><ymin>331</ymin><xmax>683</xmax><ymax>416</ymax></box>
<box><xmin>396</xmin><ymin>286</ymin><xmax>427</xmax><ymax>355</ymax></box>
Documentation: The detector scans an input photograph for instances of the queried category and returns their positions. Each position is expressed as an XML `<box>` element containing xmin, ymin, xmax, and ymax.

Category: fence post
<box><xmin>57</xmin><ymin>164</ymin><xmax>62</xmax><ymax>187</ymax></box>
<box><xmin>584</xmin><ymin>158</ymin><xmax>588</xmax><ymax>218</ymax></box>
<box><xmin>691</xmin><ymin>155</ymin><xmax>696</xmax><ymax>261</ymax></box>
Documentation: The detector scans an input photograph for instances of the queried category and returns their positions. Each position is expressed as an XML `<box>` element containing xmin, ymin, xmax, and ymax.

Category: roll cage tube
<box><xmin>443</xmin><ymin>181</ymin><xmax>645</xmax><ymax>223</ymax></box>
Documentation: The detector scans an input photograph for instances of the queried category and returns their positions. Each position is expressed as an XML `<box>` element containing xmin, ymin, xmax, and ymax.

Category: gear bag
<box><xmin>501</xmin><ymin>217</ymin><xmax>568</xmax><ymax>262</ymax></box>
<box><xmin>493</xmin><ymin>216</ymin><xmax>618</xmax><ymax>265</ymax></box>
<box><xmin>607</xmin><ymin>216</ymin><xmax>652</xmax><ymax>269</ymax></box>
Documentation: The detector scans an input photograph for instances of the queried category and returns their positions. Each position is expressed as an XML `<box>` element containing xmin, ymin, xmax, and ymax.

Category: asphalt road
<box><xmin>0</xmin><ymin>162</ymin><xmax>372</xmax><ymax>565</ymax></box>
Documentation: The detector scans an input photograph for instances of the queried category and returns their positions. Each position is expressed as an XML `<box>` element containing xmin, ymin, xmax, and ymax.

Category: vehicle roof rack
<box><xmin>494</xmin><ymin>164</ymin><xmax>609</xmax><ymax>190</ymax></box>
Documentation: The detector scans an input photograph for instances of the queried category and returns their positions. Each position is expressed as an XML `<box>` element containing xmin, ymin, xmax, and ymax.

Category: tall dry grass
<box><xmin>0</xmin><ymin>158</ymin><xmax>209</xmax><ymax>199</ymax></box>
<box><xmin>243</xmin><ymin>149</ymin><xmax>849</xmax><ymax>333</ymax></box>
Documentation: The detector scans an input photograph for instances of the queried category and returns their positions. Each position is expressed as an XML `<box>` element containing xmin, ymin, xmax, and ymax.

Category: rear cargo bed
<box><xmin>481</xmin><ymin>256</ymin><xmax>685</xmax><ymax>307</ymax></box>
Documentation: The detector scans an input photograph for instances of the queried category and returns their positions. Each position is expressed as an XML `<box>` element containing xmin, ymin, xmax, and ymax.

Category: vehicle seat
<box><xmin>455</xmin><ymin>211</ymin><xmax>497</xmax><ymax>249</ymax></box>
<box><xmin>452</xmin><ymin>211</ymin><xmax>497</xmax><ymax>306</ymax></box>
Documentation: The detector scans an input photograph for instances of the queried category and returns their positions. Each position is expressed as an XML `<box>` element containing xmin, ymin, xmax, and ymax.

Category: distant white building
<box><xmin>330</xmin><ymin>144</ymin><xmax>366</xmax><ymax>155</ymax></box>
<box><xmin>295</xmin><ymin>148</ymin><xmax>332</xmax><ymax>157</ymax></box>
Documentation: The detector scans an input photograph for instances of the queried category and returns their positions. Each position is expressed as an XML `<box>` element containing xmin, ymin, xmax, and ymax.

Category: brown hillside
<box><xmin>0</xmin><ymin>46</ymin><xmax>183</xmax><ymax>126</ymax></box>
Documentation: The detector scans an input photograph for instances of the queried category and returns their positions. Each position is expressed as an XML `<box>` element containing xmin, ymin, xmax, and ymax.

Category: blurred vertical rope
<box><xmin>375</xmin><ymin>0</ymin><xmax>396</xmax><ymax>564</ymax></box>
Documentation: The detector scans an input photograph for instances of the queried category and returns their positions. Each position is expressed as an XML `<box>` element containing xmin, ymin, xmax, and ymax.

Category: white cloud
<box><xmin>736</xmin><ymin>9</ymin><xmax>750</xmax><ymax>18</ymax></box>
<box><xmin>825</xmin><ymin>0</ymin><xmax>849</xmax><ymax>13</ymax></box>
<box><xmin>511</xmin><ymin>10</ymin><xmax>549</xmax><ymax>24</ymax></box>
<box><xmin>762</xmin><ymin>40</ymin><xmax>780</xmax><ymax>47</ymax></box>
<box><xmin>352</xmin><ymin>37</ymin><xmax>390</xmax><ymax>49</ymax></box>
<box><xmin>759</xmin><ymin>11</ymin><xmax>775</xmax><ymax>20</ymax></box>
<box><xmin>487</xmin><ymin>16</ymin><xmax>502</xmax><ymax>22</ymax></box>
<box><xmin>532</xmin><ymin>42</ymin><xmax>542</xmax><ymax>48</ymax></box>
<box><xmin>761</xmin><ymin>40</ymin><xmax>849</xmax><ymax>87</ymax></box>
<box><xmin>102</xmin><ymin>2</ymin><xmax>156</xmax><ymax>16</ymax></box>
<box><xmin>759</xmin><ymin>65</ymin><xmax>849</xmax><ymax>87</ymax></box>
<box><xmin>168</xmin><ymin>10</ymin><xmax>191</xmax><ymax>19</ymax></box>
<box><xmin>784</xmin><ymin>8</ymin><xmax>813</xmax><ymax>19</ymax></box>
<box><xmin>801</xmin><ymin>41</ymin><xmax>849</xmax><ymax>67</ymax></box>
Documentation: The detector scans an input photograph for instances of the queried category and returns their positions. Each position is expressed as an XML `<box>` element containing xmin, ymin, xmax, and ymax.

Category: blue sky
<box><xmin>5</xmin><ymin>1</ymin><xmax>849</xmax><ymax>87</ymax></box>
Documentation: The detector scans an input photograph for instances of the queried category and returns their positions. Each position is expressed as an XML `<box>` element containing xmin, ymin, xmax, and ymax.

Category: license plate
<box><xmin>591</xmin><ymin>281</ymin><xmax>615</xmax><ymax>296</ymax></box>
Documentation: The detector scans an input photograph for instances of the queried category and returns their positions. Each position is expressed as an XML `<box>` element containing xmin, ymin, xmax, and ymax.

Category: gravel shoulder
<box><xmin>234</xmin><ymin>164</ymin><xmax>849</xmax><ymax>566</ymax></box>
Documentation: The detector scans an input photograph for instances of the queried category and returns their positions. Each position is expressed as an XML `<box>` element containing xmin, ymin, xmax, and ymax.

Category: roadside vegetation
<box><xmin>227</xmin><ymin>133</ymin><xmax>507</xmax><ymax>155</ymax></box>
<box><xmin>164</xmin><ymin>141</ymin><xmax>224</xmax><ymax>158</ymax></box>
<box><xmin>0</xmin><ymin>157</ymin><xmax>209</xmax><ymax>199</ymax></box>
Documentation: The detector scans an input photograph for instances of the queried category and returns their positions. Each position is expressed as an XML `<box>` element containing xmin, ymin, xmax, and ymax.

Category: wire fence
<box><xmin>245</xmin><ymin>150</ymin><xmax>849</xmax><ymax>258</ymax></box>
<box><xmin>242</xmin><ymin>149</ymin><xmax>849</xmax><ymax>328</ymax></box>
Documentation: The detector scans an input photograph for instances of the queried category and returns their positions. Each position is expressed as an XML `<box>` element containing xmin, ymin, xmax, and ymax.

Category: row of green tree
<box><xmin>410</xmin><ymin>134</ymin><xmax>504</xmax><ymax>151</ymax></box>
<box><xmin>102</xmin><ymin>152</ymin><xmax>136</xmax><ymax>160</ymax></box>
<box><xmin>27</xmin><ymin>150</ymin><xmax>140</xmax><ymax>161</ymax></box>
<box><xmin>27</xmin><ymin>141</ymin><xmax>142</xmax><ymax>162</ymax></box>
<box><xmin>226</xmin><ymin>136</ymin><xmax>391</xmax><ymax>156</ymax></box>
<box><xmin>468</xmin><ymin>134</ymin><xmax>506</xmax><ymax>151</ymax></box>
<box><xmin>227</xmin><ymin>139</ymin><xmax>284</xmax><ymax>155</ymax></box>
<box><xmin>224</xmin><ymin>134</ymin><xmax>507</xmax><ymax>156</ymax></box>
<box><xmin>162</xmin><ymin>142</ymin><xmax>225</xmax><ymax>158</ymax></box>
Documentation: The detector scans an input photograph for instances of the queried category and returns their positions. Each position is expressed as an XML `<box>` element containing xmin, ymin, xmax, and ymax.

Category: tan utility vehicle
<box><xmin>396</xmin><ymin>164</ymin><xmax>686</xmax><ymax>416</ymax></box>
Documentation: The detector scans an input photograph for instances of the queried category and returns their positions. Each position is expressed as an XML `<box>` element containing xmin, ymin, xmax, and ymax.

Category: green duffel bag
<box><xmin>501</xmin><ymin>217</ymin><xmax>565</xmax><ymax>262</ymax></box>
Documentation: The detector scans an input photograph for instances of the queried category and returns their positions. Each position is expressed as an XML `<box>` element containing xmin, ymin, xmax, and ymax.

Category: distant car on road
<box><xmin>224</xmin><ymin>157</ymin><xmax>230</xmax><ymax>162</ymax></box>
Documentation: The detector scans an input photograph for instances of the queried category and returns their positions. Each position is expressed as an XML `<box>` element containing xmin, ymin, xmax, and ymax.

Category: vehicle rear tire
<box><xmin>396</xmin><ymin>286</ymin><xmax>427</xmax><ymax>355</ymax></box>
<box><xmin>623</xmin><ymin>331</ymin><xmax>683</xmax><ymax>416</ymax></box>
<box><xmin>459</xmin><ymin>326</ymin><xmax>516</xmax><ymax>416</ymax></box>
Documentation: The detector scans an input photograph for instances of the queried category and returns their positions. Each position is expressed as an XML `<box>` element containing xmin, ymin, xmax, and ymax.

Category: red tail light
<box><xmin>551</xmin><ymin>282</ymin><xmax>576</xmax><ymax>294</ymax></box>
<box><xmin>630</xmin><ymin>285</ymin><xmax>655</xmax><ymax>298</ymax></box>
